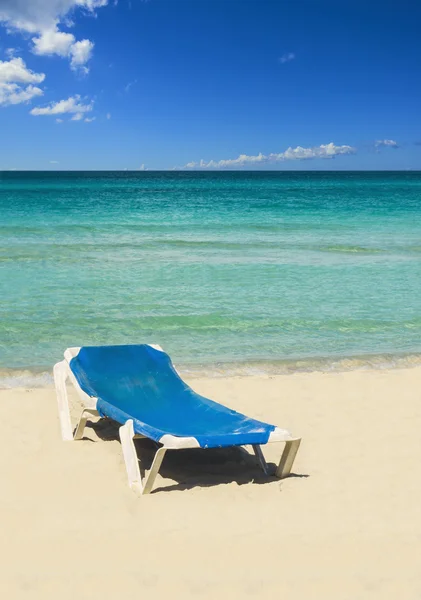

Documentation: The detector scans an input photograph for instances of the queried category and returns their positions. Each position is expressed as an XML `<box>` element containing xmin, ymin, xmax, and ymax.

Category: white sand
<box><xmin>1</xmin><ymin>367</ymin><xmax>421</xmax><ymax>599</ymax></box>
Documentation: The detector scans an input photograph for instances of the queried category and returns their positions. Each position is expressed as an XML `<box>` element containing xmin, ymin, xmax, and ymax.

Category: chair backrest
<box><xmin>70</xmin><ymin>344</ymin><xmax>189</xmax><ymax>412</ymax></box>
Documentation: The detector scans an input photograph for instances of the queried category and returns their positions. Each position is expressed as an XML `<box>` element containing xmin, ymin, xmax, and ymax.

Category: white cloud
<box><xmin>5</xmin><ymin>47</ymin><xmax>17</xmax><ymax>58</ymax></box>
<box><xmin>184</xmin><ymin>143</ymin><xmax>356</xmax><ymax>169</ymax></box>
<box><xmin>269</xmin><ymin>142</ymin><xmax>355</xmax><ymax>161</ymax></box>
<box><xmin>84</xmin><ymin>116</ymin><xmax>96</xmax><ymax>122</ymax></box>
<box><xmin>124</xmin><ymin>79</ymin><xmax>137</xmax><ymax>93</ymax></box>
<box><xmin>0</xmin><ymin>57</ymin><xmax>45</xmax><ymax>106</ymax></box>
<box><xmin>70</xmin><ymin>39</ymin><xmax>94</xmax><ymax>71</ymax></box>
<box><xmin>0</xmin><ymin>82</ymin><xmax>43</xmax><ymax>106</ymax></box>
<box><xmin>56</xmin><ymin>118</ymin><xmax>63</xmax><ymax>123</ymax></box>
<box><xmin>71</xmin><ymin>112</ymin><xmax>84</xmax><ymax>120</ymax></box>
<box><xmin>32</xmin><ymin>28</ymin><xmax>75</xmax><ymax>56</ymax></box>
<box><xmin>279</xmin><ymin>52</ymin><xmax>295</xmax><ymax>64</ymax></box>
<box><xmin>375</xmin><ymin>139</ymin><xmax>399</xmax><ymax>149</ymax></box>
<box><xmin>0</xmin><ymin>57</ymin><xmax>45</xmax><ymax>84</ymax></box>
<box><xmin>30</xmin><ymin>94</ymin><xmax>93</xmax><ymax>116</ymax></box>
<box><xmin>0</xmin><ymin>1</ymin><xmax>108</xmax><ymax>32</ymax></box>
<box><xmin>32</xmin><ymin>30</ymin><xmax>94</xmax><ymax>73</ymax></box>
<box><xmin>0</xmin><ymin>1</ymin><xmax>108</xmax><ymax>71</ymax></box>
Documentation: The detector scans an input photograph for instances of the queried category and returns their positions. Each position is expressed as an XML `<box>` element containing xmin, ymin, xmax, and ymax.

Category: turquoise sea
<box><xmin>1</xmin><ymin>171</ymin><xmax>421</xmax><ymax>387</ymax></box>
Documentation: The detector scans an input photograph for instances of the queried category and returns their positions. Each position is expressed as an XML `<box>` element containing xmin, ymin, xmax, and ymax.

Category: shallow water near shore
<box><xmin>1</xmin><ymin>170</ymin><xmax>421</xmax><ymax>386</ymax></box>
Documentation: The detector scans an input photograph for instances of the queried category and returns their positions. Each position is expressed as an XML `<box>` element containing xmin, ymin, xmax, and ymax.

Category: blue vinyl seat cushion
<box><xmin>70</xmin><ymin>345</ymin><xmax>275</xmax><ymax>448</ymax></box>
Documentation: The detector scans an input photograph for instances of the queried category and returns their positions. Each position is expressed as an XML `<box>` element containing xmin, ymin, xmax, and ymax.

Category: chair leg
<box><xmin>120</xmin><ymin>420</ymin><xmax>143</xmax><ymax>494</ymax></box>
<box><xmin>74</xmin><ymin>408</ymin><xmax>100</xmax><ymax>440</ymax></box>
<box><xmin>276</xmin><ymin>439</ymin><xmax>301</xmax><ymax>479</ymax></box>
<box><xmin>142</xmin><ymin>447</ymin><xmax>167</xmax><ymax>495</ymax></box>
<box><xmin>54</xmin><ymin>361</ymin><xmax>73</xmax><ymax>441</ymax></box>
<box><xmin>252</xmin><ymin>444</ymin><xmax>269</xmax><ymax>475</ymax></box>
<box><xmin>119</xmin><ymin>420</ymin><xmax>168</xmax><ymax>496</ymax></box>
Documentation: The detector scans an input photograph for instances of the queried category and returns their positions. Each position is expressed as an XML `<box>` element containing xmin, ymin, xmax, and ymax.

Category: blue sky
<box><xmin>0</xmin><ymin>0</ymin><xmax>420</xmax><ymax>170</ymax></box>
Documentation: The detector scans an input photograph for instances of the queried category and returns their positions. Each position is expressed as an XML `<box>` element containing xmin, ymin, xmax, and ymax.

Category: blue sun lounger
<box><xmin>54</xmin><ymin>344</ymin><xmax>301</xmax><ymax>495</ymax></box>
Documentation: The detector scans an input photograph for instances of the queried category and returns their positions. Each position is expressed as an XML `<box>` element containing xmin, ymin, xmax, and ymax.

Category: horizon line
<box><xmin>1</xmin><ymin>169</ymin><xmax>420</xmax><ymax>173</ymax></box>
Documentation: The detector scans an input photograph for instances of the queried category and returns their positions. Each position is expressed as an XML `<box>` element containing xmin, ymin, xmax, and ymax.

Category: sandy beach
<box><xmin>1</xmin><ymin>366</ymin><xmax>421</xmax><ymax>598</ymax></box>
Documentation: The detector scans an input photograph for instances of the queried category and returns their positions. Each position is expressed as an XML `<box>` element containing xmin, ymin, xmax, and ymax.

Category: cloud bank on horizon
<box><xmin>183</xmin><ymin>142</ymin><xmax>356</xmax><ymax>169</ymax></box>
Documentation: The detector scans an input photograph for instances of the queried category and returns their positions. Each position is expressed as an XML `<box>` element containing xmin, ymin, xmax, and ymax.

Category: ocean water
<box><xmin>1</xmin><ymin>171</ymin><xmax>421</xmax><ymax>387</ymax></box>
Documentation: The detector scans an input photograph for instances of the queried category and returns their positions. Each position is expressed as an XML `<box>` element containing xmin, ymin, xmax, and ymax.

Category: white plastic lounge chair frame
<box><xmin>54</xmin><ymin>345</ymin><xmax>301</xmax><ymax>495</ymax></box>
